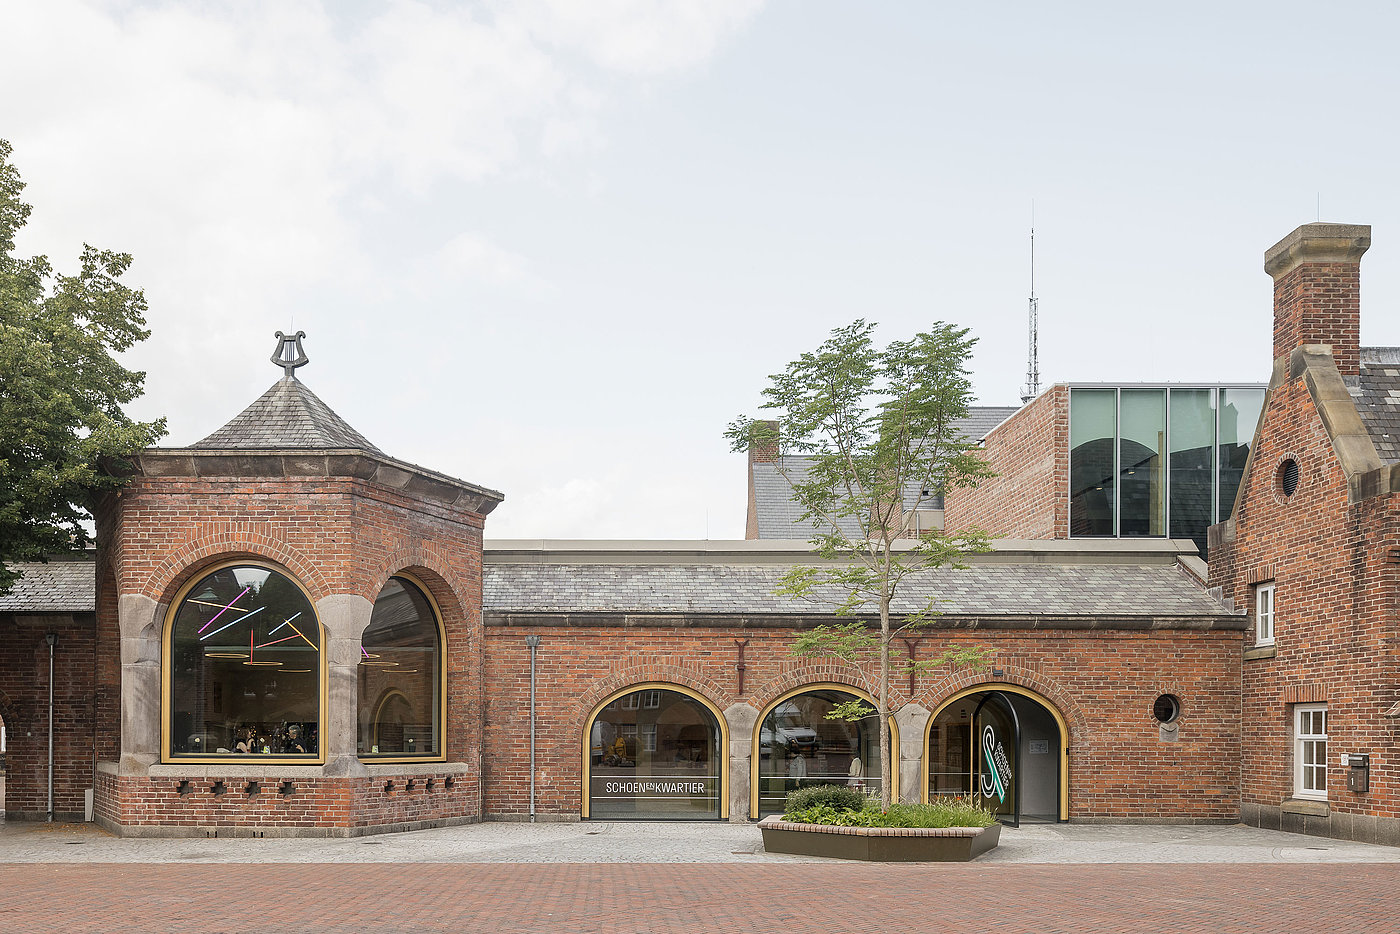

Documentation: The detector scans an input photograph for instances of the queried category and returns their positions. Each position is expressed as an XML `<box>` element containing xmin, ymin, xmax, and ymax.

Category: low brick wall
<box><xmin>95</xmin><ymin>763</ymin><xmax>480</xmax><ymax>837</ymax></box>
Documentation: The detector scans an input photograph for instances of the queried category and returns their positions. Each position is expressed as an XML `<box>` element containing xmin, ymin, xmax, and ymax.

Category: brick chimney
<box><xmin>1263</xmin><ymin>222</ymin><xmax>1370</xmax><ymax>377</ymax></box>
<box><xmin>744</xmin><ymin>420</ymin><xmax>779</xmax><ymax>540</ymax></box>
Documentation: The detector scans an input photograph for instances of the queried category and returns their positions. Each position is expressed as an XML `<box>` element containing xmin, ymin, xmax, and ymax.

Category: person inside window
<box><xmin>283</xmin><ymin>724</ymin><xmax>307</xmax><ymax>754</ymax></box>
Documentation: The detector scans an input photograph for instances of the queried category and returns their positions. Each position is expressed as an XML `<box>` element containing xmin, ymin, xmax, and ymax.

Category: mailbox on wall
<box><xmin>1346</xmin><ymin>754</ymin><xmax>1370</xmax><ymax>794</ymax></box>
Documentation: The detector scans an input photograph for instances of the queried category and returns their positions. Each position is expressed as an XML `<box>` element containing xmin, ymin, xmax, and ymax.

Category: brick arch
<box><xmin>144</xmin><ymin>531</ymin><xmax>329</xmax><ymax>606</ymax></box>
<box><xmin>747</xmin><ymin>660</ymin><xmax>880</xmax><ymax>714</ymax></box>
<box><xmin>921</xmin><ymin>664</ymin><xmax>1088</xmax><ymax>742</ymax></box>
<box><xmin>574</xmin><ymin>667</ymin><xmax>729</xmax><ymax>737</ymax></box>
<box><xmin>368</xmin><ymin>546</ymin><xmax>469</xmax><ymax>625</ymax></box>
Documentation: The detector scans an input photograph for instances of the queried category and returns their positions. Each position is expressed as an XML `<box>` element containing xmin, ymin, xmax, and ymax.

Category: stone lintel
<box><xmin>1264</xmin><ymin>223</ymin><xmax>1371</xmax><ymax>279</ymax></box>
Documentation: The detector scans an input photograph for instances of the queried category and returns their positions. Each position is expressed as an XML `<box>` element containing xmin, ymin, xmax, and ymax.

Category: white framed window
<box><xmin>1294</xmin><ymin>704</ymin><xmax>1327</xmax><ymax>800</ymax></box>
<box><xmin>1255</xmin><ymin>583</ymin><xmax>1275</xmax><ymax>646</ymax></box>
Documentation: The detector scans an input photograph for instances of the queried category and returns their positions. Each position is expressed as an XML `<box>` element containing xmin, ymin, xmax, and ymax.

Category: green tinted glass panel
<box><xmin>1070</xmin><ymin>390</ymin><xmax>1116</xmax><ymax>536</ymax></box>
<box><xmin>1169</xmin><ymin>389</ymin><xmax>1216</xmax><ymax>551</ymax></box>
<box><xmin>1218</xmin><ymin>388</ymin><xmax>1265</xmax><ymax>519</ymax></box>
<box><xmin>1119</xmin><ymin>390</ymin><xmax>1165</xmax><ymax>536</ymax></box>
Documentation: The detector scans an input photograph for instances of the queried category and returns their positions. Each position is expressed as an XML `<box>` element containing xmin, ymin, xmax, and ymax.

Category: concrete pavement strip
<box><xmin>3</xmin><ymin>819</ymin><xmax>1400</xmax><ymax>864</ymax></box>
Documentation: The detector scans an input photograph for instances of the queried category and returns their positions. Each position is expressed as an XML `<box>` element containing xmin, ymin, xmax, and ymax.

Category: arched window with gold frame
<box><xmin>358</xmin><ymin>575</ymin><xmax>444</xmax><ymax>760</ymax></box>
<box><xmin>164</xmin><ymin>562</ymin><xmax>323</xmax><ymax>761</ymax></box>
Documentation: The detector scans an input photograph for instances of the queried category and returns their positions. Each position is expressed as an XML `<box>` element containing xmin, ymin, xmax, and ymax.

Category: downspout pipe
<box><xmin>525</xmin><ymin>634</ymin><xmax>541</xmax><ymax>823</ymax></box>
<box><xmin>45</xmin><ymin>632</ymin><xmax>56</xmax><ymax>823</ymax></box>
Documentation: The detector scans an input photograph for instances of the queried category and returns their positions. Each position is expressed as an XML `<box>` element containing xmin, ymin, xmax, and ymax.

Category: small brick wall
<box><xmin>943</xmin><ymin>386</ymin><xmax>1068</xmax><ymax>539</ymax></box>
<box><xmin>0</xmin><ymin>613</ymin><xmax>97</xmax><ymax>820</ymax></box>
<box><xmin>95</xmin><ymin>767</ymin><xmax>479</xmax><ymax>836</ymax></box>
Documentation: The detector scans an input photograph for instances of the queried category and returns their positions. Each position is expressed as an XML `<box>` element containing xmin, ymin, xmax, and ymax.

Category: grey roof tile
<box><xmin>483</xmin><ymin>562</ymin><xmax>1230</xmax><ymax>617</ymax></box>
<box><xmin>0</xmin><ymin>558</ymin><xmax>96</xmax><ymax>612</ymax></box>
<box><xmin>1352</xmin><ymin>348</ymin><xmax>1400</xmax><ymax>464</ymax></box>
<box><xmin>751</xmin><ymin>406</ymin><xmax>1018</xmax><ymax>539</ymax></box>
<box><xmin>191</xmin><ymin>378</ymin><xmax>383</xmax><ymax>453</ymax></box>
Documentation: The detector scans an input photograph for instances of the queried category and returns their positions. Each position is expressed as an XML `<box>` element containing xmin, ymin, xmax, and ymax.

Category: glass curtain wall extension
<box><xmin>1069</xmin><ymin>387</ymin><xmax>1264</xmax><ymax>554</ymax></box>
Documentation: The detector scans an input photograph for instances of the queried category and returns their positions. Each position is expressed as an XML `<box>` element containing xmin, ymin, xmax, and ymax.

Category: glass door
<box><xmin>973</xmin><ymin>692</ymin><xmax>1021</xmax><ymax>827</ymax></box>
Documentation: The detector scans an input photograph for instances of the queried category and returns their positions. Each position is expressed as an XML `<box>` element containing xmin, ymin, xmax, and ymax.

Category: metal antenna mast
<box><xmin>1020</xmin><ymin>221</ymin><xmax>1040</xmax><ymax>404</ymax></box>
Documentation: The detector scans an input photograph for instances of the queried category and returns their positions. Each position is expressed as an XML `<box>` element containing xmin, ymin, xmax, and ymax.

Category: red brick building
<box><xmin>4</xmin><ymin>222</ymin><xmax>1394</xmax><ymax>839</ymax></box>
<box><xmin>1208</xmin><ymin>223</ymin><xmax>1400</xmax><ymax>844</ymax></box>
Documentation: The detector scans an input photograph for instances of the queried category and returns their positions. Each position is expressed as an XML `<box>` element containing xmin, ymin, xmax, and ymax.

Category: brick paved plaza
<box><xmin>0</xmin><ymin>862</ymin><xmax>1396</xmax><ymax>933</ymax></box>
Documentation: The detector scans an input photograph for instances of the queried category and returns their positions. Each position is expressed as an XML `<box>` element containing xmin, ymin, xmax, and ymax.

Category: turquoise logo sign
<box><xmin>979</xmin><ymin>724</ymin><xmax>1012</xmax><ymax>803</ymax></box>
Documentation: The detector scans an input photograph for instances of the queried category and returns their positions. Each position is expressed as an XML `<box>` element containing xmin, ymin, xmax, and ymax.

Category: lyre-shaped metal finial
<box><xmin>271</xmin><ymin>330</ymin><xmax>308</xmax><ymax>380</ymax></box>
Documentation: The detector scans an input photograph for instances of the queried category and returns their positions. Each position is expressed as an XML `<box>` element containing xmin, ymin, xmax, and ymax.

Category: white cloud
<box><xmin>434</xmin><ymin>232</ymin><xmax>529</xmax><ymax>284</ymax></box>
<box><xmin>2</xmin><ymin>0</ymin><xmax>765</xmax><ymax>449</ymax></box>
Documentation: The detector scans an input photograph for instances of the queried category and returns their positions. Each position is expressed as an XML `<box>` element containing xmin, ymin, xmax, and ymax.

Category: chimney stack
<box><xmin>1263</xmin><ymin>223</ymin><xmax>1369</xmax><ymax>377</ymax></box>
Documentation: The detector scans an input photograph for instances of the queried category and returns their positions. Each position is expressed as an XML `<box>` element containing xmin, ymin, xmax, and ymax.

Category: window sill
<box><xmin>1281</xmin><ymin>798</ymin><xmax>1329</xmax><ymax>816</ymax></box>
<box><xmin>1244</xmin><ymin>645</ymin><xmax>1277</xmax><ymax>661</ymax></box>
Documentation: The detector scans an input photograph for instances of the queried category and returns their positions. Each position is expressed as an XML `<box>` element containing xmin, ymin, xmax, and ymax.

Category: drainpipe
<box><xmin>525</xmin><ymin>634</ymin><xmax>541</xmax><ymax>823</ymax></box>
<box><xmin>45</xmin><ymin>632</ymin><xmax>56</xmax><ymax>822</ymax></box>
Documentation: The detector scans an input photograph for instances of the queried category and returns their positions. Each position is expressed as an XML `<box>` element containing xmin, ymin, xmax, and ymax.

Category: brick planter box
<box><xmin>758</xmin><ymin>815</ymin><xmax>1001</xmax><ymax>862</ymax></box>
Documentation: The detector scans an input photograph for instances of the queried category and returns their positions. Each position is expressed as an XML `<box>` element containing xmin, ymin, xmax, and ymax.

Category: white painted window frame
<box><xmin>1294</xmin><ymin>704</ymin><xmax>1328</xmax><ymax>800</ymax></box>
<box><xmin>1255</xmin><ymin>582</ymin><xmax>1275</xmax><ymax>646</ymax></box>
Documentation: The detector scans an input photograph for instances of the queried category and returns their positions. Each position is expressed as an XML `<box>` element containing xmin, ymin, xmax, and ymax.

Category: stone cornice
<box><xmin>1264</xmin><ymin>223</ymin><xmax>1371</xmax><ymax>278</ymax></box>
<box><xmin>133</xmin><ymin>448</ymin><xmax>503</xmax><ymax>516</ymax></box>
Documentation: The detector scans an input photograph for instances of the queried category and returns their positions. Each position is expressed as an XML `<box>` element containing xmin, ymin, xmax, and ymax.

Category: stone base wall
<box><xmin>94</xmin><ymin>764</ymin><xmax>480</xmax><ymax>837</ymax></box>
<box><xmin>1244</xmin><ymin>801</ymin><xmax>1400</xmax><ymax>847</ymax></box>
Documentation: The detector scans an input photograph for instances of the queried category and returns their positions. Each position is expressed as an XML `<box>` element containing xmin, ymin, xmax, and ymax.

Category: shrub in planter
<box><xmin>783</xmin><ymin>783</ymin><xmax>865</xmax><ymax>815</ymax></box>
<box><xmin>785</xmin><ymin>795</ymin><xmax>995</xmax><ymax>829</ymax></box>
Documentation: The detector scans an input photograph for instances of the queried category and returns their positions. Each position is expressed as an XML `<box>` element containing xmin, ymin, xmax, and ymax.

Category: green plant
<box><xmin>727</xmin><ymin>320</ymin><xmax>996</xmax><ymax>808</ymax></box>
<box><xmin>784</xmin><ymin>795</ymin><xmax>995</xmax><ymax>829</ymax></box>
<box><xmin>783</xmin><ymin>783</ymin><xmax>865</xmax><ymax>813</ymax></box>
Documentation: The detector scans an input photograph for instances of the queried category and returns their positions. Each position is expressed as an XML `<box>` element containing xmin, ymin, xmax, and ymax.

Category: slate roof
<box><xmin>191</xmin><ymin>378</ymin><xmax>384</xmax><ymax>453</ymax></box>
<box><xmin>484</xmin><ymin>562</ymin><xmax>1231</xmax><ymax>618</ymax></box>
<box><xmin>0</xmin><ymin>558</ymin><xmax>96</xmax><ymax>613</ymax></box>
<box><xmin>750</xmin><ymin>406</ymin><xmax>1020</xmax><ymax>539</ymax></box>
<box><xmin>1351</xmin><ymin>347</ymin><xmax>1400</xmax><ymax>464</ymax></box>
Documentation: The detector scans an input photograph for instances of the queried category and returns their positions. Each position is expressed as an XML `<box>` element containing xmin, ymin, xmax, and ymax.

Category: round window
<box><xmin>1152</xmin><ymin>694</ymin><xmax>1181</xmax><ymax>724</ymax></box>
<box><xmin>1276</xmin><ymin>458</ymin><xmax>1300</xmax><ymax>498</ymax></box>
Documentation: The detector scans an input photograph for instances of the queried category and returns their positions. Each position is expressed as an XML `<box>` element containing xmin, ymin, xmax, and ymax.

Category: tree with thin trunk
<box><xmin>0</xmin><ymin>139</ymin><xmax>165</xmax><ymax>594</ymax></box>
<box><xmin>727</xmin><ymin>319</ymin><xmax>993</xmax><ymax>809</ymax></box>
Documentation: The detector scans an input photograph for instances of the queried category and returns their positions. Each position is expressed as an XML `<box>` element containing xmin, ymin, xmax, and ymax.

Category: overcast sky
<box><xmin>6</xmin><ymin>1</ymin><xmax>1400</xmax><ymax>540</ymax></box>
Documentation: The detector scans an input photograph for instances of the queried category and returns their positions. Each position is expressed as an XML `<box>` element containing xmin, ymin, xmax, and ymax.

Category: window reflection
<box><xmin>167</xmin><ymin>564</ymin><xmax>321</xmax><ymax>759</ymax></box>
<box><xmin>358</xmin><ymin>577</ymin><xmax>441</xmax><ymax>758</ymax></box>
<box><xmin>588</xmin><ymin>688</ymin><xmax>720</xmax><ymax>820</ymax></box>
<box><xmin>1169</xmin><ymin>389</ymin><xmax>1216</xmax><ymax>552</ymax></box>
<box><xmin>1219</xmin><ymin>388</ymin><xmax>1265</xmax><ymax>522</ymax></box>
<box><xmin>756</xmin><ymin>690</ymin><xmax>882</xmax><ymax>816</ymax></box>
<box><xmin>1119</xmin><ymin>390</ymin><xmax>1165</xmax><ymax>536</ymax></box>
<box><xmin>1070</xmin><ymin>390</ymin><xmax>1117</xmax><ymax>536</ymax></box>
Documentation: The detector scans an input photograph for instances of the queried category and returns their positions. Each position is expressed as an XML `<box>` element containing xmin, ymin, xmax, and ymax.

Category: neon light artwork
<box><xmin>197</xmin><ymin>586</ymin><xmax>251</xmax><ymax>634</ymax></box>
<box><xmin>199</xmin><ymin>605</ymin><xmax>265</xmax><ymax>641</ymax></box>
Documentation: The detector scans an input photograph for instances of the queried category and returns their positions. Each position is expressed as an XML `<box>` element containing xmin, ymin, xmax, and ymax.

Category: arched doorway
<box><xmin>752</xmin><ymin>685</ymin><xmax>895</xmax><ymax>818</ymax></box>
<box><xmin>582</xmin><ymin>684</ymin><xmax>727</xmax><ymax>820</ymax></box>
<box><xmin>926</xmin><ymin>685</ymin><xmax>1067</xmax><ymax>825</ymax></box>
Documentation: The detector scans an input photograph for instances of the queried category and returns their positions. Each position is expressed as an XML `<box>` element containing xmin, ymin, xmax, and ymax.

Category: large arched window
<box><xmin>753</xmin><ymin>686</ymin><xmax>889</xmax><ymax>817</ymax></box>
<box><xmin>583</xmin><ymin>685</ymin><xmax>725</xmax><ymax>820</ymax></box>
<box><xmin>358</xmin><ymin>576</ymin><xmax>443</xmax><ymax>760</ymax></box>
<box><xmin>166</xmin><ymin>563</ymin><xmax>322</xmax><ymax>760</ymax></box>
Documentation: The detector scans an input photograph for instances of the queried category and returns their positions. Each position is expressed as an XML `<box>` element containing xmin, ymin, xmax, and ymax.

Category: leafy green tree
<box><xmin>0</xmin><ymin>139</ymin><xmax>165</xmax><ymax>594</ymax></box>
<box><xmin>727</xmin><ymin>319</ymin><xmax>994</xmax><ymax>808</ymax></box>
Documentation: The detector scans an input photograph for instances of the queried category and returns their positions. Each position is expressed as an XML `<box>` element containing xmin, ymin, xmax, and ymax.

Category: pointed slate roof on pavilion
<box><xmin>190</xmin><ymin>331</ymin><xmax>383</xmax><ymax>453</ymax></box>
<box><xmin>191</xmin><ymin>377</ymin><xmax>384</xmax><ymax>453</ymax></box>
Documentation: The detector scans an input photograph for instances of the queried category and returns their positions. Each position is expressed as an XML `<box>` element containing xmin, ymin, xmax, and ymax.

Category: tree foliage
<box><xmin>726</xmin><ymin>319</ymin><xmax>994</xmax><ymax>808</ymax></box>
<box><xmin>0</xmin><ymin>139</ymin><xmax>165</xmax><ymax>593</ymax></box>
